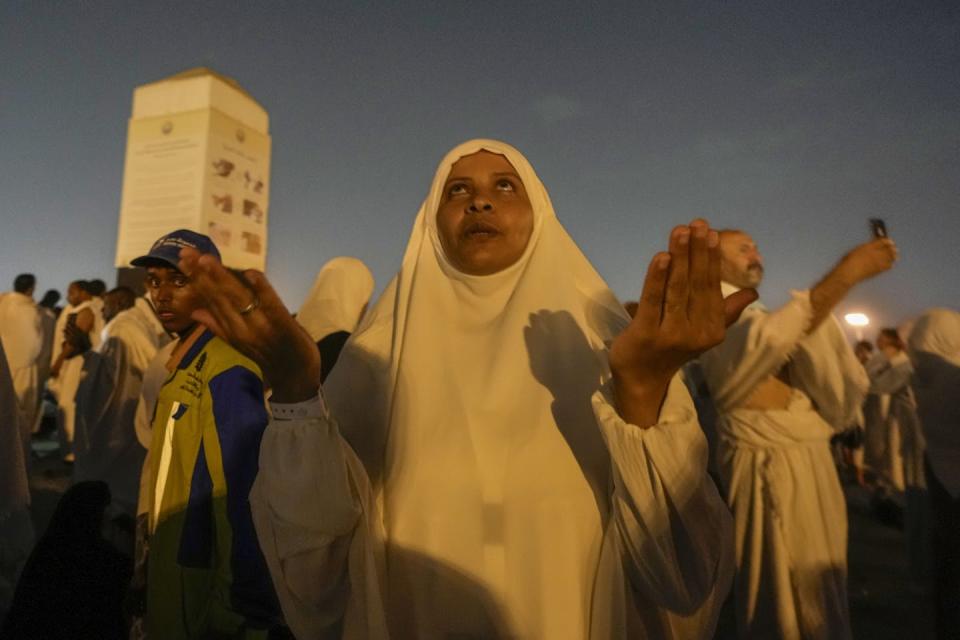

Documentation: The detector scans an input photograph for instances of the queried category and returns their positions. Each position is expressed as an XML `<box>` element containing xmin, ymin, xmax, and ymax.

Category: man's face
<box><xmin>102</xmin><ymin>294</ymin><xmax>121</xmax><ymax>324</ymax></box>
<box><xmin>719</xmin><ymin>232</ymin><xmax>764</xmax><ymax>289</ymax></box>
<box><xmin>436</xmin><ymin>151</ymin><xmax>535</xmax><ymax>276</ymax></box>
<box><xmin>66</xmin><ymin>283</ymin><xmax>85</xmax><ymax>307</ymax></box>
<box><xmin>144</xmin><ymin>266</ymin><xmax>202</xmax><ymax>334</ymax></box>
<box><xmin>876</xmin><ymin>333</ymin><xmax>901</xmax><ymax>354</ymax></box>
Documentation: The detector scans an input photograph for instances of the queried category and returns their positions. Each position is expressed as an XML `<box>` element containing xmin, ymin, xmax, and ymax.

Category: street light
<box><xmin>844</xmin><ymin>312</ymin><xmax>870</xmax><ymax>341</ymax></box>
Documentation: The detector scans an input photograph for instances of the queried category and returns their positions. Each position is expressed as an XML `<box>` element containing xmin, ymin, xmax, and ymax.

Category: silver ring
<box><xmin>238</xmin><ymin>295</ymin><xmax>260</xmax><ymax>316</ymax></box>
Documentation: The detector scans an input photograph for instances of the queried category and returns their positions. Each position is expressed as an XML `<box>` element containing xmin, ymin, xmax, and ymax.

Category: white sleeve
<box><xmin>249</xmin><ymin>411</ymin><xmax>390</xmax><ymax>639</ymax></box>
<box><xmin>592</xmin><ymin>374</ymin><xmax>734</xmax><ymax>618</ymax></box>
<box><xmin>698</xmin><ymin>291</ymin><xmax>813</xmax><ymax>411</ymax></box>
<box><xmin>789</xmin><ymin>315</ymin><xmax>870</xmax><ymax>429</ymax></box>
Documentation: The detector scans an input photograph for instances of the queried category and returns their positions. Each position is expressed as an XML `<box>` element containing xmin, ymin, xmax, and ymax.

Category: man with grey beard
<box><xmin>696</xmin><ymin>229</ymin><xmax>897</xmax><ymax>639</ymax></box>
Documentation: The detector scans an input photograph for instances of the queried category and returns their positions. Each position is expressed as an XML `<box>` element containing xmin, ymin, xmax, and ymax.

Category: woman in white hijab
<box><xmin>297</xmin><ymin>257</ymin><xmax>375</xmax><ymax>381</ymax></box>
<box><xmin>180</xmin><ymin>139</ymin><xmax>754</xmax><ymax>639</ymax></box>
<box><xmin>908</xmin><ymin>307</ymin><xmax>960</xmax><ymax>638</ymax></box>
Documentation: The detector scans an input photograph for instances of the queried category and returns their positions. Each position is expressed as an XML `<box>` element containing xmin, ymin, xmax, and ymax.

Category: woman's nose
<box><xmin>467</xmin><ymin>196</ymin><xmax>494</xmax><ymax>213</ymax></box>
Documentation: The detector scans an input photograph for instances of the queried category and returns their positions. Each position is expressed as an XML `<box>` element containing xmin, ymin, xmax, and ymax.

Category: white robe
<box><xmin>73</xmin><ymin>308</ymin><xmax>159</xmax><ymax>514</ymax></box>
<box><xmin>863</xmin><ymin>351</ymin><xmax>922</xmax><ymax>491</ymax></box>
<box><xmin>698</xmin><ymin>284</ymin><xmax>867</xmax><ymax>640</ymax></box>
<box><xmin>250</xmin><ymin>139</ymin><xmax>734</xmax><ymax>639</ymax></box>
<box><xmin>0</xmin><ymin>291</ymin><xmax>43</xmax><ymax>433</ymax></box>
<box><xmin>34</xmin><ymin>307</ymin><xmax>57</xmax><ymax>429</ymax></box>
<box><xmin>908</xmin><ymin>308</ymin><xmax>960</xmax><ymax>498</ymax></box>
<box><xmin>134</xmin><ymin>340</ymin><xmax>177</xmax><ymax>450</ymax></box>
<box><xmin>49</xmin><ymin>299</ymin><xmax>104</xmax><ymax>446</ymax></box>
<box><xmin>0</xmin><ymin>339</ymin><xmax>35</xmax><ymax>619</ymax></box>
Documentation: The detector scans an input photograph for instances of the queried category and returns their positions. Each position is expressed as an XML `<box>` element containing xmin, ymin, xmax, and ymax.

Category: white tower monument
<box><xmin>115</xmin><ymin>67</ymin><xmax>271</xmax><ymax>273</ymax></box>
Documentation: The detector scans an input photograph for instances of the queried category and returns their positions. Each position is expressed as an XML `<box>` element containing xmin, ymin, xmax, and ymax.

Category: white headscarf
<box><xmin>324</xmin><ymin>139</ymin><xmax>630</xmax><ymax>635</ymax></box>
<box><xmin>297</xmin><ymin>257</ymin><xmax>375</xmax><ymax>342</ymax></box>
<box><xmin>909</xmin><ymin>307</ymin><xmax>960</xmax><ymax>367</ymax></box>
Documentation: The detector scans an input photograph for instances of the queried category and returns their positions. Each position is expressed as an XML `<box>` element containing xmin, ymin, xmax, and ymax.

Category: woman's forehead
<box><xmin>446</xmin><ymin>150</ymin><xmax>518</xmax><ymax>178</ymax></box>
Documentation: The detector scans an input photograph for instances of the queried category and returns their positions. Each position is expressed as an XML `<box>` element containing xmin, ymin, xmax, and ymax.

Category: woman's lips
<box><xmin>464</xmin><ymin>222</ymin><xmax>500</xmax><ymax>239</ymax></box>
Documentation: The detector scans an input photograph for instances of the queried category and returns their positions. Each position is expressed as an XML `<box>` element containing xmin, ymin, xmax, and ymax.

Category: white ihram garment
<box><xmin>250</xmin><ymin>139</ymin><xmax>734</xmax><ymax>639</ymax></box>
<box><xmin>74</xmin><ymin>308</ymin><xmax>160</xmax><ymax>513</ymax></box>
<box><xmin>134</xmin><ymin>340</ymin><xmax>177</xmax><ymax>450</ymax></box>
<box><xmin>698</xmin><ymin>283</ymin><xmax>867</xmax><ymax>640</ymax></box>
<box><xmin>49</xmin><ymin>299</ymin><xmax>103</xmax><ymax>445</ymax></box>
<box><xmin>0</xmin><ymin>339</ymin><xmax>35</xmax><ymax>619</ymax></box>
<box><xmin>297</xmin><ymin>257</ymin><xmax>375</xmax><ymax>342</ymax></box>
<box><xmin>0</xmin><ymin>292</ymin><xmax>43</xmax><ymax>433</ymax></box>
<box><xmin>862</xmin><ymin>351</ymin><xmax>919</xmax><ymax>490</ymax></box>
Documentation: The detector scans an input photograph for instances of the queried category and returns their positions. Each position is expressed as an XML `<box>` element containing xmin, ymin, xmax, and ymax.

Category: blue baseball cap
<box><xmin>130</xmin><ymin>229</ymin><xmax>221</xmax><ymax>269</ymax></box>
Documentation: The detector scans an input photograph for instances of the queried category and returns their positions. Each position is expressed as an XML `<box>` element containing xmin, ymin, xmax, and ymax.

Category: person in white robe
<box><xmin>34</xmin><ymin>290</ymin><xmax>60</xmax><ymax>433</ymax></box>
<box><xmin>178</xmin><ymin>139</ymin><xmax>762</xmax><ymax>639</ymax></box>
<box><xmin>0</xmin><ymin>274</ymin><xmax>44</xmax><ymax>436</ymax></box>
<box><xmin>697</xmin><ymin>228</ymin><xmax>897</xmax><ymax>639</ymax></box>
<box><xmin>862</xmin><ymin>331</ymin><xmax>909</xmax><ymax>491</ymax></box>
<box><xmin>132</xmin><ymin>340</ymin><xmax>176</xmax><ymax>449</ymax></box>
<box><xmin>74</xmin><ymin>287</ymin><xmax>160</xmax><ymax>515</ymax></box>
<box><xmin>864</xmin><ymin>327</ymin><xmax>930</xmax><ymax>582</ymax></box>
<box><xmin>297</xmin><ymin>257</ymin><xmax>375</xmax><ymax>382</ymax></box>
<box><xmin>908</xmin><ymin>308</ymin><xmax>960</xmax><ymax>637</ymax></box>
<box><xmin>49</xmin><ymin>280</ymin><xmax>103</xmax><ymax>461</ymax></box>
<box><xmin>0</xmin><ymin>339</ymin><xmax>35</xmax><ymax>621</ymax></box>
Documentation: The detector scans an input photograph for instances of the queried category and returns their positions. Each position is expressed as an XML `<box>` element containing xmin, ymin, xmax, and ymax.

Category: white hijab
<box><xmin>297</xmin><ymin>257</ymin><xmax>375</xmax><ymax>342</ymax></box>
<box><xmin>324</xmin><ymin>139</ymin><xmax>629</xmax><ymax>635</ymax></box>
<box><xmin>908</xmin><ymin>307</ymin><xmax>960</xmax><ymax>496</ymax></box>
<box><xmin>909</xmin><ymin>307</ymin><xmax>960</xmax><ymax>367</ymax></box>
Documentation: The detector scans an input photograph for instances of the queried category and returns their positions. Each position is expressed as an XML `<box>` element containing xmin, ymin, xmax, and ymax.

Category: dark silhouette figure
<box><xmin>1</xmin><ymin>482</ymin><xmax>131</xmax><ymax>640</ymax></box>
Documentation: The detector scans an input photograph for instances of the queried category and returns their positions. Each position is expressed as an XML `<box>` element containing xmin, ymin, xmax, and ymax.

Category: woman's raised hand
<box><xmin>609</xmin><ymin>219</ymin><xmax>757</xmax><ymax>427</ymax></box>
<box><xmin>179</xmin><ymin>248</ymin><xmax>321</xmax><ymax>403</ymax></box>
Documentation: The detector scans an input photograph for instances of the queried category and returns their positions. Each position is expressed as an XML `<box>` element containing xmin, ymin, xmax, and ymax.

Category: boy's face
<box><xmin>144</xmin><ymin>265</ymin><xmax>202</xmax><ymax>334</ymax></box>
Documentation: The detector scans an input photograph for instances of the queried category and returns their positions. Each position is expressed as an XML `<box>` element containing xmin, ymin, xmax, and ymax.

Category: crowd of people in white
<box><xmin>0</xmin><ymin>139</ymin><xmax>957</xmax><ymax>639</ymax></box>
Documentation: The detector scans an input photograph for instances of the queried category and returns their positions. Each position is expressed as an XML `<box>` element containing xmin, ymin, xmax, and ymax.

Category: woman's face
<box><xmin>436</xmin><ymin>151</ymin><xmax>534</xmax><ymax>276</ymax></box>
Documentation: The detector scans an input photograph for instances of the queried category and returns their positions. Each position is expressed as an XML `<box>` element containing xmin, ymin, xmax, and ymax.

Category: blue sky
<box><xmin>1</xmin><ymin>1</ymin><xmax>957</xmax><ymax>336</ymax></box>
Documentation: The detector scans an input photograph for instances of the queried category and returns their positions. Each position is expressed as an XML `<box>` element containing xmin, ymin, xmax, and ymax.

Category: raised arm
<box><xmin>808</xmin><ymin>238</ymin><xmax>897</xmax><ymax>331</ymax></box>
<box><xmin>177</xmin><ymin>250</ymin><xmax>387</xmax><ymax>637</ymax></box>
<box><xmin>600</xmin><ymin>219</ymin><xmax>750</xmax><ymax>632</ymax></box>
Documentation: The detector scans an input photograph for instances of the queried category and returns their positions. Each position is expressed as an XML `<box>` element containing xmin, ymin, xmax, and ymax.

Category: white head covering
<box><xmin>297</xmin><ymin>257</ymin><xmax>375</xmax><ymax>342</ymax></box>
<box><xmin>909</xmin><ymin>307</ymin><xmax>960</xmax><ymax>367</ymax></box>
<box><xmin>324</xmin><ymin>139</ymin><xmax>629</xmax><ymax>635</ymax></box>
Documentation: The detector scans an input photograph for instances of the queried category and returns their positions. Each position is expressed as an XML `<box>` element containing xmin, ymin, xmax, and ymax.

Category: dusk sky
<box><xmin>2</xmin><ymin>1</ymin><xmax>957</xmax><ymax>336</ymax></box>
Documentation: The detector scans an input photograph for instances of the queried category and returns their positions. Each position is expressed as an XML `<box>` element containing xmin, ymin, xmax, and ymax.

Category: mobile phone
<box><xmin>869</xmin><ymin>218</ymin><xmax>888</xmax><ymax>238</ymax></box>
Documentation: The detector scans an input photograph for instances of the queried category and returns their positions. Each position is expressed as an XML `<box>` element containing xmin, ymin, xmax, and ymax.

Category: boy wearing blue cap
<box><xmin>131</xmin><ymin>230</ymin><xmax>281</xmax><ymax>639</ymax></box>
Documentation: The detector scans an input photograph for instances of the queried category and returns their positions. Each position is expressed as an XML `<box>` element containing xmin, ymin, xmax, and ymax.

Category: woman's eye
<box><xmin>448</xmin><ymin>183</ymin><xmax>468</xmax><ymax>196</ymax></box>
<box><xmin>173</xmin><ymin>277</ymin><xmax>188</xmax><ymax>287</ymax></box>
<box><xmin>496</xmin><ymin>179</ymin><xmax>515</xmax><ymax>191</ymax></box>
